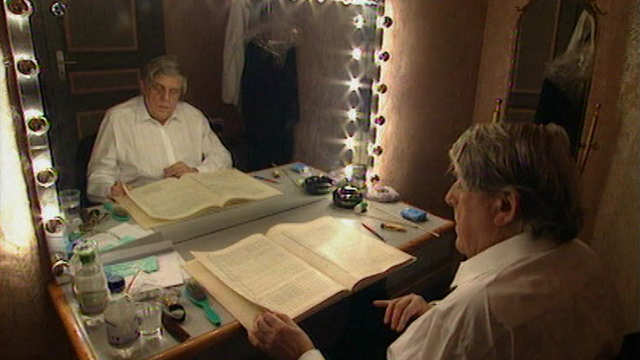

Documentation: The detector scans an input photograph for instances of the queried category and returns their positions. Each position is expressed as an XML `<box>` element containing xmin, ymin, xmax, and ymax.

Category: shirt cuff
<box><xmin>299</xmin><ymin>349</ymin><xmax>325</xmax><ymax>360</ymax></box>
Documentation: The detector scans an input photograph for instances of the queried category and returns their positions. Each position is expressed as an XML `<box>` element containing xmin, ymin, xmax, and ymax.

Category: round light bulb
<box><xmin>353</xmin><ymin>15</ymin><xmax>365</xmax><ymax>29</ymax></box>
<box><xmin>352</xmin><ymin>48</ymin><xmax>363</xmax><ymax>61</ymax></box>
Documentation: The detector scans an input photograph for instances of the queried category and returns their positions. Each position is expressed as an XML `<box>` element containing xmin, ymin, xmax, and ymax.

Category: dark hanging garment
<box><xmin>241</xmin><ymin>40</ymin><xmax>300</xmax><ymax>171</ymax></box>
<box><xmin>534</xmin><ymin>78</ymin><xmax>587</xmax><ymax>157</ymax></box>
<box><xmin>534</xmin><ymin>10</ymin><xmax>595</xmax><ymax>157</ymax></box>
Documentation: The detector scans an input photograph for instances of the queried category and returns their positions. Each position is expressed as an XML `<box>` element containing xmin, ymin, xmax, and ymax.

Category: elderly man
<box><xmin>87</xmin><ymin>56</ymin><xmax>232</xmax><ymax>203</ymax></box>
<box><xmin>249</xmin><ymin>123</ymin><xmax>625</xmax><ymax>360</ymax></box>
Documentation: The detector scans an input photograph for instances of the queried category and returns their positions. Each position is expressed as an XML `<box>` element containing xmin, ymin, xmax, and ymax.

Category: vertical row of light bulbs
<box><xmin>347</xmin><ymin>0</ymin><xmax>392</xmax><ymax>186</ymax></box>
<box><xmin>289</xmin><ymin>0</ymin><xmax>391</xmax><ymax>185</ymax></box>
<box><xmin>4</xmin><ymin>0</ymin><xmax>66</xmax><ymax>248</ymax></box>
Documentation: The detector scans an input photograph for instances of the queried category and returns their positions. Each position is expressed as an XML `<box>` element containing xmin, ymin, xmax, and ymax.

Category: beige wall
<box><xmin>377</xmin><ymin>0</ymin><xmax>489</xmax><ymax>219</ymax></box>
<box><xmin>587</xmin><ymin>0</ymin><xmax>639</xmax><ymax>333</ymax></box>
<box><xmin>472</xmin><ymin>0</ymin><xmax>530</xmax><ymax>124</ymax></box>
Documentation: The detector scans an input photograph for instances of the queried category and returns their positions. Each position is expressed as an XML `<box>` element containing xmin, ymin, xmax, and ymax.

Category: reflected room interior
<box><xmin>31</xmin><ymin>0</ymin><xmax>382</xmax><ymax>206</ymax></box>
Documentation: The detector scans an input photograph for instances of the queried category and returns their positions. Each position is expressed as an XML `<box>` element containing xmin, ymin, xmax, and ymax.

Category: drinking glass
<box><xmin>59</xmin><ymin>189</ymin><xmax>81</xmax><ymax>213</ymax></box>
<box><xmin>136</xmin><ymin>301</ymin><xmax>163</xmax><ymax>337</ymax></box>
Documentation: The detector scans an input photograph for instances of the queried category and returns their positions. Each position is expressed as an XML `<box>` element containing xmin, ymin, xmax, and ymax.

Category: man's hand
<box><xmin>373</xmin><ymin>293</ymin><xmax>432</xmax><ymax>332</ymax></box>
<box><xmin>248</xmin><ymin>311</ymin><xmax>315</xmax><ymax>360</ymax></box>
<box><xmin>163</xmin><ymin>161</ymin><xmax>197</xmax><ymax>178</ymax></box>
<box><xmin>108</xmin><ymin>181</ymin><xmax>126</xmax><ymax>199</ymax></box>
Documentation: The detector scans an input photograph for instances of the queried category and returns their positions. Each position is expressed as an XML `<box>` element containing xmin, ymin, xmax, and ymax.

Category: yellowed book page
<box><xmin>183</xmin><ymin>260</ymin><xmax>263</xmax><ymax>330</ymax></box>
<box><xmin>266</xmin><ymin>216</ymin><xmax>416</xmax><ymax>291</ymax></box>
<box><xmin>188</xmin><ymin>169</ymin><xmax>282</xmax><ymax>206</ymax></box>
<box><xmin>191</xmin><ymin>234</ymin><xmax>345</xmax><ymax>319</ymax></box>
<box><xmin>125</xmin><ymin>176</ymin><xmax>218</xmax><ymax>220</ymax></box>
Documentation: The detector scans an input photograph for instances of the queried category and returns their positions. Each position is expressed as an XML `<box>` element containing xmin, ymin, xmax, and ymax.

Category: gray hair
<box><xmin>142</xmin><ymin>55</ymin><xmax>187</xmax><ymax>96</ymax></box>
<box><xmin>449</xmin><ymin>123</ymin><xmax>582</xmax><ymax>243</ymax></box>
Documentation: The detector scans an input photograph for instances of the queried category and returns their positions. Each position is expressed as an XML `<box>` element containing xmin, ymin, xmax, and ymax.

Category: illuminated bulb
<box><xmin>377</xmin><ymin>51</ymin><xmax>391</xmax><ymax>63</ymax></box>
<box><xmin>7</xmin><ymin>0</ymin><xmax>33</xmax><ymax>18</ymax></box>
<box><xmin>317</xmin><ymin>0</ymin><xmax>326</xmax><ymax>3</ymax></box>
<box><xmin>353</xmin><ymin>15</ymin><xmax>365</xmax><ymax>29</ymax></box>
<box><xmin>345</xmin><ymin>164</ymin><xmax>354</xmax><ymax>179</ymax></box>
<box><xmin>35</xmin><ymin>168</ymin><xmax>58</xmax><ymax>188</ymax></box>
<box><xmin>344</xmin><ymin>136</ymin><xmax>356</xmax><ymax>150</ymax></box>
<box><xmin>27</xmin><ymin>116</ymin><xmax>50</xmax><ymax>136</ymax></box>
<box><xmin>347</xmin><ymin>108</ymin><xmax>358</xmax><ymax>120</ymax></box>
<box><xmin>44</xmin><ymin>216</ymin><xmax>65</xmax><ymax>234</ymax></box>
<box><xmin>377</xmin><ymin>16</ymin><xmax>393</xmax><ymax>29</ymax></box>
<box><xmin>352</xmin><ymin>48</ymin><xmax>363</xmax><ymax>61</ymax></box>
<box><xmin>348</xmin><ymin>78</ymin><xmax>360</xmax><ymax>92</ymax></box>
<box><xmin>16</xmin><ymin>58</ymin><xmax>40</xmax><ymax>77</ymax></box>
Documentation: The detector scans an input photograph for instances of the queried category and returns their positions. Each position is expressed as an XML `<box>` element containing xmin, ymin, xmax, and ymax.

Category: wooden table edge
<box><xmin>399</xmin><ymin>220</ymin><xmax>455</xmax><ymax>254</ymax></box>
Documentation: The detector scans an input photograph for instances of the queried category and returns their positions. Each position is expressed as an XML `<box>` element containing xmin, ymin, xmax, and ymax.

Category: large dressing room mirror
<box><xmin>22</xmin><ymin>0</ymin><xmax>381</xmax><ymax>201</ymax></box>
<box><xmin>505</xmin><ymin>0</ymin><xmax>600</xmax><ymax>156</ymax></box>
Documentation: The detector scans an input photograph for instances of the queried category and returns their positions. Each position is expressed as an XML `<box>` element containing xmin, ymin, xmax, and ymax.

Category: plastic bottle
<box><xmin>73</xmin><ymin>240</ymin><xmax>109</xmax><ymax>326</ymax></box>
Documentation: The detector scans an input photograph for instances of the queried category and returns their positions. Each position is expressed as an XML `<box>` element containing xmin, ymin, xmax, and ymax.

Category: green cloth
<box><xmin>98</xmin><ymin>235</ymin><xmax>137</xmax><ymax>253</ymax></box>
<box><xmin>104</xmin><ymin>255</ymin><xmax>159</xmax><ymax>277</ymax></box>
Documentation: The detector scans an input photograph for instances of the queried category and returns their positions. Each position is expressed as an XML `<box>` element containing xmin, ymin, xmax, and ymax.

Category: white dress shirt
<box><xmin>300</xmin><ymin>233</ymin><xmax>625</xmax><ymax>360</ymax></box>
<box><xmin>87</xmin><ymin>96</ymin><xmax>232</xmax><ymax>203</ymax></box>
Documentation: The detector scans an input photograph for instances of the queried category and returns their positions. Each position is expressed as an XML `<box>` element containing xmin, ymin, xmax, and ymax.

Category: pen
<box><xmin>253</xmin><ymin>175</ymin><xmax>279</xmax><ymax>184</ymax></box>
<box><xmin>361</xmin><ymin>223</ymin><xmax>386</xmax><ymax>242</ymax></box>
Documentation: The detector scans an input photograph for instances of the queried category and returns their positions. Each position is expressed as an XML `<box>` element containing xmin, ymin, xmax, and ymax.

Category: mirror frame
<box><xmin>1</xmin><ymin>0</ymin><xmax>393</xmax><ymax>263</ymax></box>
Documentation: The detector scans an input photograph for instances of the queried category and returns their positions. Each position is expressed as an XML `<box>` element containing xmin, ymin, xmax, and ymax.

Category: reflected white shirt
<box><xmin>87</xmin><ymin>96</ymin><xmax>232</xmax><ymax>203</ymax></box>
<box><xmin>300</xmin><ymin>233</ymin><xmax>624</xmax><ymax>360</ymax></box>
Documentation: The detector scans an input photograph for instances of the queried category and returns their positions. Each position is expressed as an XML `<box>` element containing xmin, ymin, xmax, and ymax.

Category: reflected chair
<box><xmin>75</xmin><ymin>134</ymin><xmax>97</xmax><ymax>208</ymax></box>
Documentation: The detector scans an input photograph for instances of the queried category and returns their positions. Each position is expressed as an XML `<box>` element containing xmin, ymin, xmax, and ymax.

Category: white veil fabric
<box><xmin>545</xmin><ymin>9</ymin><xmax>596</xmax><ymax>94</ymax></box>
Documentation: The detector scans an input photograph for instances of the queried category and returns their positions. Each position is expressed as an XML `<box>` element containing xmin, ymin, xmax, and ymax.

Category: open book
<box><xmin>184</xmin><ymin>216</ymin><xmax>416</xmax><ymax>330</ymax></box>
<box><xmin>120</xmin><ymin>169</ymin><xmax>282</xmax><ymax>221</ymax></box>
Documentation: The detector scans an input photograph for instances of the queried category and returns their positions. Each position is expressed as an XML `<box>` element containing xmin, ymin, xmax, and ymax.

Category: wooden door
<box><xmin>32</xmin><ymin>0</ymin><xmax>165</xmax><ymax>193</ymax></box>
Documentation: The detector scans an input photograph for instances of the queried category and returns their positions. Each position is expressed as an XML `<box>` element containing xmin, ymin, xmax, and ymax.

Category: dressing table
<box><xmin>48</xmin><ymin>166</ymin><xmax>454</xmax><ymax>360</ymax></box>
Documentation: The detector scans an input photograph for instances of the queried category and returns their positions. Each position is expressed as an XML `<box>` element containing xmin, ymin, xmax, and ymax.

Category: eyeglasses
<box><xmin>148</xmin><ymin>82</ymin><xmax>181</xmax><ymax>100</ymax></box>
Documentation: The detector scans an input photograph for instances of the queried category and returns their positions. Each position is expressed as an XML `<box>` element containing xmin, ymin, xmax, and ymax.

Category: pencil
<box><xmin>253</xmin><ymin>175</ymin><xmax>279</xmax><ymax>184</ymax></box>
<box><xmin>361</xmin><ymin>223</ymin><xmax>386</xmax><ymax>242</ymax></box>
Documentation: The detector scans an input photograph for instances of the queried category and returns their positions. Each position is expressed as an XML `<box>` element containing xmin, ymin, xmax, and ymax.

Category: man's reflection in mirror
<box><xmin>86</xmin><ymin>56</ymin><xmax>233</xmax><ymax>204</ymax></box>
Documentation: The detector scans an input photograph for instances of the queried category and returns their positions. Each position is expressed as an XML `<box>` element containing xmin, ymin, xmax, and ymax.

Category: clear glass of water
<box><xmin>136</xmin><ymin>301</ymin><xmax>163</xmax><ymax>337</ymax></box>
<box><xmin>59</xmin><ymin>189</ymin><xmax>81</xmax><ymax>213</ymax></box>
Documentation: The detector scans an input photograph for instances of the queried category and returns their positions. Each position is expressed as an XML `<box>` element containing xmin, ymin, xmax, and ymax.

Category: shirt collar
<box><xmin>134</xmin><ymin>95</ymin><xmax>181</xmax><ymax>125</ymax></box>
<box><xmin>451</xmin><ymin>233</ymin><xmax>559</xmax><ymax>288</ymax></box>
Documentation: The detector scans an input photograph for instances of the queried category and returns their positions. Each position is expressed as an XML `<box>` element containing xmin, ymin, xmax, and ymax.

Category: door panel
<box><xmin>32</xmin><ymin>0</ymin><xmax>165</xmax><ymax>192</ymax></box>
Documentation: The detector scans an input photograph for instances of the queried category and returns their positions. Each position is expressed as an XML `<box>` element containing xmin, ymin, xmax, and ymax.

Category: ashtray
<box><xmin>303</xmin><ymin>176</ymin><xmax>335</xmax><ymax>195</ymax></box>
<box><xmin>332</xmin><ymin>185</ymin><xmax>364</xmax><ymax>209</ymax></box>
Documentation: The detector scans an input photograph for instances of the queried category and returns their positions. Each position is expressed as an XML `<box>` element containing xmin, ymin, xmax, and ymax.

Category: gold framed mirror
<box><xmin>504</xmin><ymin>0</ymin><xmax>601</xmax><ymax>156</ymax></box>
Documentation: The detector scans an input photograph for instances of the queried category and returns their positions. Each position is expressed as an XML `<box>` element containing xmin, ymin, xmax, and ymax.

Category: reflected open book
<box><xmin>184</xmin><ymin>216</ymin><xmax>416</xmax><ymax>330</ymax></box>
<box><xmin>117</xmin><ymin>169</ymin><xmax>282</xmax><ymax>221</ymax></box>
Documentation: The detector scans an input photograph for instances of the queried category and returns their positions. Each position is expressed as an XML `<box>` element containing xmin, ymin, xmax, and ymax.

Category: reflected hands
<box><xmin>248</xmin><ymin>311</ymin><xmax>315</xmax><ymax>360</ymax></box>
<box><xmin>163</xmin><ymin>161</ymin><xmax>197</xmax><ymax>178</ymax></box>
<box><xmin>373</xmin><ymin>293</ymin><xmax>432</xmax><ymax>332</ymax></box>
<box><xmin>108</xmin><ymin>181</ymin><xmax>126</xmax><ymax>199</ymax></box>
